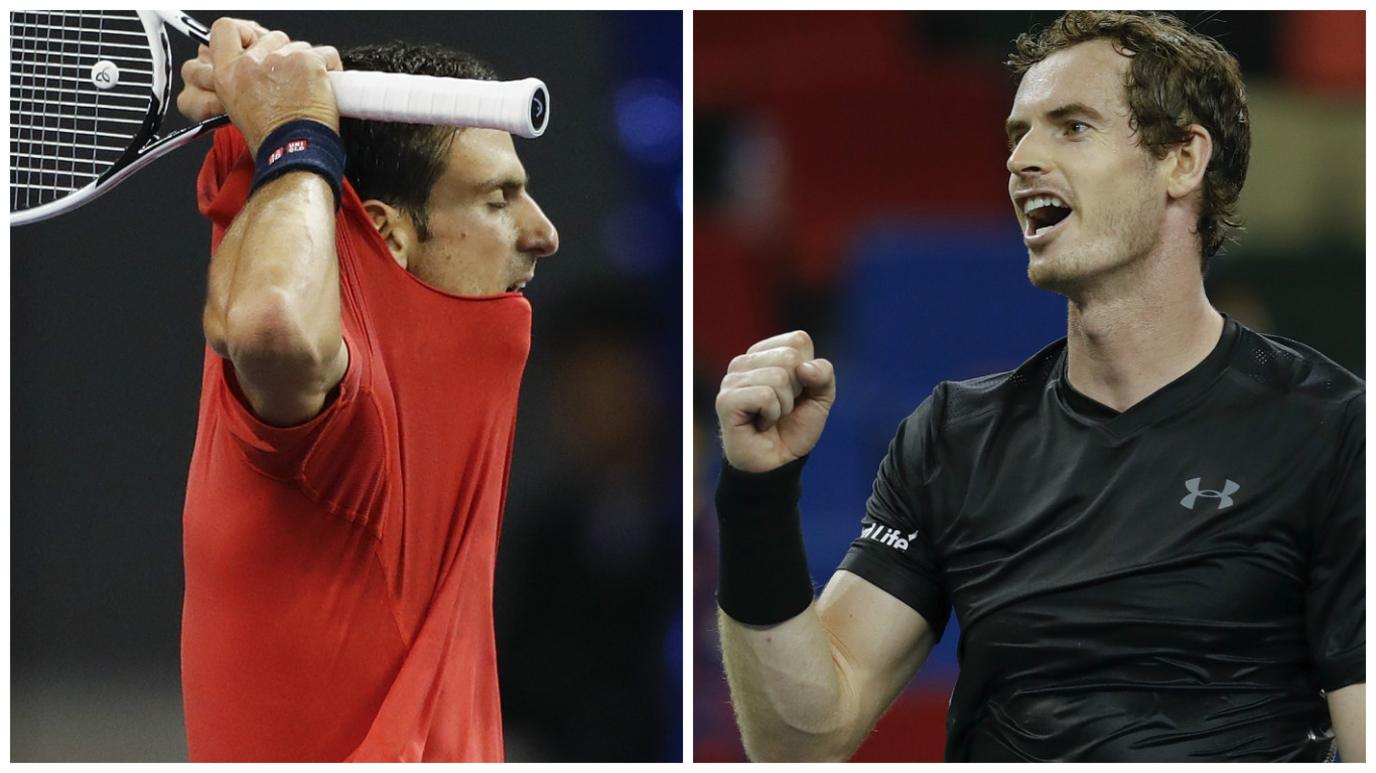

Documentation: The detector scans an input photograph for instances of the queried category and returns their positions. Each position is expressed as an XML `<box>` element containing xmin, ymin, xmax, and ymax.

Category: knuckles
<box><xmin>720</xmin><ymin>366</ymin><xmax>790</xmax><ymax>390</ymax></box>
<box><xmin>714</xmin><ymin>388</ymin><xmax>739</xmax><ymax>417</ymax></box>
<box><xmin>260</xmin><ymin>30</ymin><xmax>290</xmax><ymax>48</ymax></box>
<box><xmin>209</xmin><ymin>16</ymin><xmax>240</xmax><ymax>38</ymax></box>
<box><xmin>727</xmin><ymin>345</ymin><xmax>801</xmax><ymax>374</ymax></box>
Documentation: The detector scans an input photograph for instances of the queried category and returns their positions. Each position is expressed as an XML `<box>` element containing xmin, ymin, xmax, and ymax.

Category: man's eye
<box><xmin>1067</xmin><ymin>121</ymin><xmax>1089</xmax><ymax>135</ymax></box>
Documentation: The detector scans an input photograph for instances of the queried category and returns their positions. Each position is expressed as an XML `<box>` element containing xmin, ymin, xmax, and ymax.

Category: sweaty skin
<box><xmin>194</xmin><ymin>18</ymin><xmax>348</xmax><ymax>426</ymax></box>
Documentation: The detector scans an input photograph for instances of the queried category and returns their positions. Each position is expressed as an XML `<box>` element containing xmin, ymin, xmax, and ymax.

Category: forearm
<box><xmin>218</xmin><ymin>171</ymin><xmax>340</xmax><ymax>365</ymax></box>
<box><xmin>719</xmin><ymin>605</ymin><xmax>864</xmax><ymax>762</ymax></box>
<box><xmin>714</xmin><ymin>456</ymin><xmax>892</xmax><ymax>761</ymax></box>
<box><xmin>1328</xmin><ymin>683</ymin><xmax>1365</xmax><ymax>762</ymax></box>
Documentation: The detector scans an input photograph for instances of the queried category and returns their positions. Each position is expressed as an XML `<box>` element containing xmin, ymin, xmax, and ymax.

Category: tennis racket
<box><xmin>10</xmin><ymin>10</ymin><xmax>551</xmax><ymax>225</ymax></box>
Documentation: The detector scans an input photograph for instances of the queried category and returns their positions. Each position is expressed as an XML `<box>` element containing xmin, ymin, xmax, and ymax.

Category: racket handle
<box><xmin>328</xmin><ymin>71</ymin><xmax>548</xmax><ymax>138</ymax></box>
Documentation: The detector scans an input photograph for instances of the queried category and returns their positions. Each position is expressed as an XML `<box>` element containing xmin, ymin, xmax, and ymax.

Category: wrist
<box><xmin>250</xmin><ymin>108</ymin><xmax>340</xmax><ymax>154</ymax></box>
<box><xmin>716</xmin><ymin>455</ymin><xmax>815</xmax><ymax>625</ymax></box>
<box><xmin>249</xmin><ymin>119</ymin><xmax>346</xmax><ymax>210</ymax></box>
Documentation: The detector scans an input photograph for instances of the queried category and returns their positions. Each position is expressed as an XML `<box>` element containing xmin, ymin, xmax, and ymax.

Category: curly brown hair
<box><xmin>1008</xmin><ymin>12</ymin><xmax>1250</xmax><ymax>263</ymax></box>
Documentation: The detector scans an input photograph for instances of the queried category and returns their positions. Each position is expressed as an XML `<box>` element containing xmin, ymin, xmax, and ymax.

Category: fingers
<box><xmin>181</xmin><ymin>48</ymin><xmax>213</xmax><ymax>90</ymax></box>
<box><xmin>209</xmin><ymin>18</ymin><xmax>314</xmax><ymax>65</ymax></box>
<box><xmin>270</xmin><ymin>40</ymin><xmax>314</xmax><ymax>61</ymax></box>
<box><xmin>721</xmin><ymin>366</ymin><xmax>797</xmax><ymax>421</ymax></box>
<box><xmin>746</xmin><ymin>330</ymin><xmax>813</xmax><ymax>361</ymax></box>
<box><xmin>315</xmin><ymin>45</ymin><xmax>342</xmax><ymax>72</ymax></box>
<box><xmin>176</xmin><ymin>86</ymin><xmax>223</xmax><ymax>122</ymax></box>
<box><xmin>243</xmin><ymin>29</ymin><xmax>292</xmax><ymax>62</ymax></box>
<box><xmin>261</xmin><ymin>42</ymin><xmax>340</xmax><ymax>72</ymax></box>
<box><xmin>722</xmin><ymin>331</ymin><xmax>830</xmax><ymax>431</ymax></box>
<box><xmin>208</xmin><ymin>17</ymin><xmax>257</xmax><ymax>65</ymax></box>
<box><xmin>178</xmin><ymin>45</ymin><xmax>219</xmax><ymax>120</ymax></box>
<box><xmin>728</xmin><ymin>329</ymin><xmax>819</xmax><ymax>397</ymax></box>
<box><xmin>797</xmin><ymin>357</ymin><xmax>837</xmax><ymax>409</ymax></box>
<box><xmin>715</xmin><ymin>385</ymin><xmax>782</xmax><ymax>432</ymax></box>
<box><xmin>186</xmin><ymin>38</ymin><xmax>335</xmax><ymax>95</ymax></box>
<box><xmin>797</xmin><ymin>357</ymin><xmax>833</xmax><ymax>387</ymax></box>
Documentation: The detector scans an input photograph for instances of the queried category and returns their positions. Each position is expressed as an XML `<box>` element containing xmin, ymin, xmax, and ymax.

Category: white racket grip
<box><xmin>328</xmin><ymin>71</ymin><xmax>549</xmax><ymax>138</ymax></box>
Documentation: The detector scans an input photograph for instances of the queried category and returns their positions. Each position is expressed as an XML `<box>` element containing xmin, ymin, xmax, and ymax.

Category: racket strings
<box><xmin>10</xmin><ymin>10</ymin><xmax>154</xmax><ymax>213</ymax></box>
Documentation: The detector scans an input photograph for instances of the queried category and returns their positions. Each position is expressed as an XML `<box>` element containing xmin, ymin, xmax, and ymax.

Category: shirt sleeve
<box><xmin>837</xmin><ymin>392</ymin><xmax>952</xmax><ymax>641</ymax></box>
<box><xmin>208</xmin><ymin>324</ymin><xmax>390</xmax><ymax>533</ymax></box>
<box><xmin>196</xmin><ymin>125</ymin><xmax>255</xmax><ymax>249</ymax></box>
<box><xmin>1306</xmin><ymin>392</ymin><xmax>1365</xmax><ymax>692</ymax></box>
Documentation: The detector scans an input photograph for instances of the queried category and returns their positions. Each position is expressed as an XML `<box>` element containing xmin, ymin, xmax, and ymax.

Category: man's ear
<box><xmin>1166</xmin><ymin>124</ymin><xmax>1213</xmax><ymax>201</ymax></box>
<box><xmin>362</xmin><ymin>199</ymin><xmax>415</xmax><ymax>270</ymax></box>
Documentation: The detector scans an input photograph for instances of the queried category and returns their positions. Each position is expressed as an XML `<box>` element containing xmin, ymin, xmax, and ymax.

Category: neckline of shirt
<box><xmin>1052</xmin><ymin>314</ymin><xmax>1241</xmax><ymax>440</ymax></box>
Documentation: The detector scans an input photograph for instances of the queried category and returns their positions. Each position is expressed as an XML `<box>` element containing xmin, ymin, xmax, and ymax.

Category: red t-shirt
<box><xmin>180</xmin><ymin>127</ymin><xmax>530</xmax><ymax>761</ymax></box>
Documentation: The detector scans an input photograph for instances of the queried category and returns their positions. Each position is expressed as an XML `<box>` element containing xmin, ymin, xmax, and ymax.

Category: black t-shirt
<box><xmin>838</xmin><ymin>317</ymin><xmax>1365</xmax><ymax>762</ymax></box>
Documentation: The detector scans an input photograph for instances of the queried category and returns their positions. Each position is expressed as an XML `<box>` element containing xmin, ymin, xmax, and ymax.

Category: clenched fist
<box><xmin>177</xmin><ymin>17</ymin><xmax>342</xmax><ymax>153</ymax></box>
<box><xmin>715</xmin><ymin>330</ymin><xmax>836</xmax><ymax>473</ymax></box>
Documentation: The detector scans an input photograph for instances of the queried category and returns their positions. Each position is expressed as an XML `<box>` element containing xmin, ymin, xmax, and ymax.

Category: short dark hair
<box><xmin>339</xmin><ymin>42</ymin><xmax>499</xmax><ymax>240</ymax></box>
<box><xmin>1008</xmin><ymin>12</ymin><xmax>1250</xmax><ymax>262</ymax></box>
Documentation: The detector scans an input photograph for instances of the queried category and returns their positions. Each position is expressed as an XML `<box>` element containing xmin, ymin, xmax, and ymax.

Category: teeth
<box><xmin>1022</xmin><ymin>194</ymin><xmax>1068</xmax><ymax>215</ymax></box>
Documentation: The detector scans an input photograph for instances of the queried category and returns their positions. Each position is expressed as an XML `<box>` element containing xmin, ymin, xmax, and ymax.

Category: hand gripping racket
<box><xmin>10</xmin><ymin>10</ymin><xmax>551</xmax><ymax>225</ymax></box>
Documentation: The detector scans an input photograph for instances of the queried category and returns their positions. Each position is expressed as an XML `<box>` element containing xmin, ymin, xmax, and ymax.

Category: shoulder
<box><xmin>914</xmin><ymin>337</ymin><xmax>1066</xmax><ymax>431</ymax></box>
<box><xmin>1230</xmin><ymin>323</ymin><xmax>1364</xmax><ymax>414</ymax></box>
<box><xmin>882</xmin><ymin>339</ymin><xmax>1063</xmax><ymax>465</ymax></box>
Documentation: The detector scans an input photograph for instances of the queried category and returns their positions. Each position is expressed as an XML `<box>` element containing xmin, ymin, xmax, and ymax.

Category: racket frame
<box><xmin>11</xmin><ymin>9</ymin><xmax>548</xmax><ymax>226</ymax></box>
<box><xmin>10</xmin><ymin>11</ymin><xmax>216</xmax><ymax>225</ymax></box>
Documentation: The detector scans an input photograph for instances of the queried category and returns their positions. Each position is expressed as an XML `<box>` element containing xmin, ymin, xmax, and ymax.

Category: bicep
<box><xmin>817</xmin><ymin>569</ymin><xmax>937</xmax><ymax>727</ymax></box>
<box><xmin>1328</xmin><ymin>683</ymin><xmax>1365</xmax><ymax>762</ymax></box>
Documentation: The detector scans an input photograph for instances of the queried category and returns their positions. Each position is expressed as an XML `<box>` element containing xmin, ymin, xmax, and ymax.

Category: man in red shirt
<box><xmin>175</xmin><ymin>18</ymin><xmax>558</xmax><ymax>761</ymax></box>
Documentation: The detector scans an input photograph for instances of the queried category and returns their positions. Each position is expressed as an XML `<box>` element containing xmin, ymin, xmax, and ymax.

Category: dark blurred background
<box><xmin>693</xmin><ymin>11</ymin><xmax>1363</xmax><ymax>762</ymax></box>
<box><xmin>11</xmin><ymin>10</ymin><xmax>682</xmax><ymax>762</ymax></box>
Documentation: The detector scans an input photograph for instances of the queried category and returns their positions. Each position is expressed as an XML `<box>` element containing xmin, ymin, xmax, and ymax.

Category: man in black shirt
<box><xmin>713</xmin><ymin>12</ymin><xmax>1364</xmax><ymax>762</ymax></box>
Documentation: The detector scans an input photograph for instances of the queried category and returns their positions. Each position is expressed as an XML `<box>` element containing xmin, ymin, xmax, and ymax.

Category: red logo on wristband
<box><xmin>267</xmin><ymin>139</ymin><xmax>311</xmax><ymax>166</ymax></box>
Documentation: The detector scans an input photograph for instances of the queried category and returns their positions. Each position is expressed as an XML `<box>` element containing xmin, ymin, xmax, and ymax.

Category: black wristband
<box><xmin>250</xmin><ymin>119</ymin><xmax>346</xmax><ymax>209</ymax></box>
<box><xmin>715</xmin><ymin>455</ymin><xmax>815</xmax><ymax>625</ymax></box>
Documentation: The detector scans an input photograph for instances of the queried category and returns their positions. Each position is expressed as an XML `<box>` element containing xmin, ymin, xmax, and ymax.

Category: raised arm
<box><xmin>714</xmin><ymin>331</ymin><xmax>935</xmax><ymax>761</ymax></box>
<box><xmin>186</xmin><ymin>18</ymin><xmax>348</xmax><ymax>426</ymax></box>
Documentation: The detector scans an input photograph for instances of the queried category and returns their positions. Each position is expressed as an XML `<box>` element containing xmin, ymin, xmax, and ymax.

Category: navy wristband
<box><xmin>715</xmin><ymin>456</ymin><xmax>815</xmax><ymax>625</ymax></box>
<box><xmin>250</xmin><ymin>120</ymin><xmax>346</xmax><ymax>209</ymax></box>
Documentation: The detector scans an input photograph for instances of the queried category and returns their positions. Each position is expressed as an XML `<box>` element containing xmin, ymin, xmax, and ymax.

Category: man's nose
<box><xmin>520</xmin><ymin>196</ymin><xmax>559</xmax><ymax>257</ymax></box>
<box><xmin>1006</xmin><ymin>130</ymin><xmax>1050</xmax><ymax>177</ymax></box>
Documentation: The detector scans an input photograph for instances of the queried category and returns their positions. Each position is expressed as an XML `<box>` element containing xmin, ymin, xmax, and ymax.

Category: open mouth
<box><xmin>1022</xmin><ymin>194</ymin><xmax>1072</xmax><ymax>239</ymax></box>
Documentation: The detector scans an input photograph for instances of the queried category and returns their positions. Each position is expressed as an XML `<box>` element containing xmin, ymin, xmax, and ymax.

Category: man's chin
<box><xmin>1028</xmin><ymin>252</ymin><xmax>1110</xmax><ymax>300</ymax></box>
<box><xmin>1026</xmin><ymin>253</ymin><xmax>1076</xmax><ymax>293</ymax></box>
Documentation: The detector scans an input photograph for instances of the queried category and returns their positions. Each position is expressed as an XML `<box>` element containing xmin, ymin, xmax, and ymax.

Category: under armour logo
<box><xmin>1180</xmin><ymin>477</ymin><xmax>1240</xmax><ymax>510</ymax></box>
